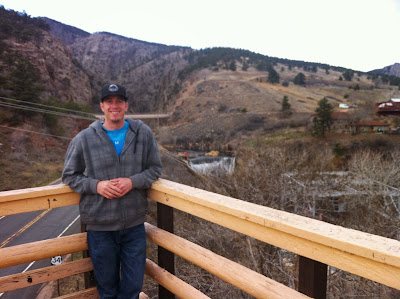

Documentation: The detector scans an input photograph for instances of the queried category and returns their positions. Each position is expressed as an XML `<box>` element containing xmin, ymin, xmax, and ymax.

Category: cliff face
<box><xmin>68</xmin><ymin>32</ymin><xmax>191</xmax><ymax>111</ymax></box>
<box><xmin>372</xmin><ymin>63</ymin><xmax>400</xmax><ymax>78</ymax></box>
<box><xmin>384</xmin><ymin>63</ymin><xmax>400</xmax><ymax>77</ymax></box>
<box><xmin>1</xmin><ymin>31</ymin><xmax>92</xmax><ymax>105</ymax></box>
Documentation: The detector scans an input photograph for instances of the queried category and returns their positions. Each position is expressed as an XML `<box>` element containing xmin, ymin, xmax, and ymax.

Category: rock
<box><xmin>205</xmin><ymin>150</ymin><xmax>219</xmax><ymax>157</ymax></box>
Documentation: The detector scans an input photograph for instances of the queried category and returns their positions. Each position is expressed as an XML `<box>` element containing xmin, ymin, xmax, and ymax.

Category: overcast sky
<box><xmin>2</xmin><ymin>0</ymin><xmax>400</xmax><ymax>72</ymax></box>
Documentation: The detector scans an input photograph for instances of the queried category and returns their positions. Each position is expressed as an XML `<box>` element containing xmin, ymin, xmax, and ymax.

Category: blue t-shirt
<box><xmin>102</xmin><ymin>121</ymin><xmax>129</xmax><ymax>156</ymax></box>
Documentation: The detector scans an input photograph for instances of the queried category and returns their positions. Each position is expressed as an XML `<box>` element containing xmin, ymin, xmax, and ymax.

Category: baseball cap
<box><xmin>100</xmin><ymin>84</ymin><xmax>127</xmax><ymax>102</ymax></box>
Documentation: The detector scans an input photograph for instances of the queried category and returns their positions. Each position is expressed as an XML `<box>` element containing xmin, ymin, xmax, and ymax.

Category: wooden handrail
<box><xmin>0</xmin><ymin>179</ymin><xmax>400</xmax><ymax>296</ymax></box>
<box><xmin>0</xmin><ymin>185</ymin><xmax>73</xmax><ymax>202</ymax></box>
<box><xmin>55</xmin><ymin>287</ymin><xmax>99</xmax><ymax>299</ymax></box>
<box><xmin>0</xmin><ymin>233</ymin><xmax>87</xmax><ymax>269</ymax></box>
<box><xmin>145</xmin><ymin>258</ymin><xmax>210</xmax><ymax>299</ymax></box>
<box><xmin>145</xmin><ymin>222</ymin><xmax>309</xmax><ymax>298</ymax></box>
<box><xmin>0</xmin><ymin>258</ymin><xmax>93</xmax><ymax>293</ymax></box>
<box><xmin>0</xmin><ymin>184</ymin><xmax>79</xmax><ymax>216</ymax></box>
<box><xmin>0</xmin><ymin>256</ymin><xmax>205</xmax><ymax>299</ymax></box>
<box><xmin>54</xmin><ymin>287</ymin><xmax>150</xmax><ymax>299</ymax></box>
<box><xmin>0</xmin><ymin>228</ymin><xmax>208</xmax><ymax>299</ymax></box>
<box><xmin>148</xmin><ymin>179</ymin><xmax>400</xmax><ymax>290</ymax></box>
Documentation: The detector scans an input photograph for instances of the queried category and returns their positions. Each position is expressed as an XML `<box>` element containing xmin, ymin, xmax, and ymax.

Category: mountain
<box><xmin>40</xmin><ymin>17</ymin><xmax>365</xmax><ymax>114</ymax></box>
<box><xmin>41</xmin><ymin>17</ymin><xmax>90</xmax><ymax>45</ymax></box>
<box><xmin>41</xmin><ymin>16</ymin><xmax>194</xmax><ymax>112</ymax></box>
<box><xmin>371</xmin><ymin>63</ymin><xmax>400</xmax><ymax>77</ymax></box>
<box><xmin>2</xmin><ymin>8</ymin><xmax>399</xmax><ymax>125</ymax></box>
<box><xmin>67</xmin><ymin>31</ymin><xmax>191</xmax><ymax>112</ymax></box>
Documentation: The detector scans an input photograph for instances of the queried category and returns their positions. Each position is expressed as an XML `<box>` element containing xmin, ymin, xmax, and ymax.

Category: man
<box><xmin>62</xmin><ymin>83</ymin><xmax>162</xmax><ymax>299</ymax></box>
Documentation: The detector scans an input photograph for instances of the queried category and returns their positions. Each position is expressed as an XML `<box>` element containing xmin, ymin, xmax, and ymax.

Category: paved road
<box><xmin>0</xmin><ymin>204</ymin><xmax>81</xmax><ymax>298</ymax></box>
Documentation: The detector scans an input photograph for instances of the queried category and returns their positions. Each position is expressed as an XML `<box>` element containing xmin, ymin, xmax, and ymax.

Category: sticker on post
<box><xmin>51</xmin><ymin>256</ymin><xmax>62</xmax><ymax>265</ymax></box>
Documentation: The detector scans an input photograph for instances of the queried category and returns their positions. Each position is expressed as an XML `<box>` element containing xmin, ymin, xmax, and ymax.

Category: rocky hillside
<box><xmin>0</xmin><ymin>8</ymin><xmax>92</xmax><ymax>105</ymax></box>
<box><xmin>44</xmin><ymin>17</ymin><xmax>388</xmax><ymax>115</ymax></box>
<box><xmin>4</xmin><ymin>31</ymin><xmax>92</xmax><ymax>104</ymax></box>
<box><xmin>68</xmin><ymin>32</ymin><xmax>191</xmax><ymax>111</ymax></box>
<box><xmin>372</xmin><ymin>63</ymin><xmax>400</xmax><ymax>78</ymax></box>
<box><xmin>39</xmin><ymin>14</ymin><xmax>400</xmax><ymax>118</ymax></box>
<box><xmin>157</xmin><ymin>61</ymin><xmax>399</xmax><ymax>151</ymax></box>
<box><xmin>2</xmin><ymin>7</ymin><xmax>399</xmax><ymax>132</ymax></box>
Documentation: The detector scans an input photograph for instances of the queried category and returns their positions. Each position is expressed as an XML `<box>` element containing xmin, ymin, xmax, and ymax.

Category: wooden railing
<box><xmin>0</xmin><ymin>179</ymin><xmax>399</xmax><ymax>298</ymax></box>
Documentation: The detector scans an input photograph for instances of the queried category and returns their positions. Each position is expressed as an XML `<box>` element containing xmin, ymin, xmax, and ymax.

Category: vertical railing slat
<box><xmin>157</xmin><ymin>202</ymin><xmax>175</xmax><ymax>299</ymax></box>
<box><xmin>298</xmin><ymin>256</ymin><xmax>327</xmax><ymax>299</ymax></box>
<box><xmin>81</xmin><ymin>223</ymin><xmax>96</xmax><ymax>289</ymax></box>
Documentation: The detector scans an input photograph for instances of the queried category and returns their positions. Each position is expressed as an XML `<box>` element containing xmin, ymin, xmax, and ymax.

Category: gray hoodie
<box><xmin>62</xmin><ymin>118</ymin><xmax>162</xmax><ymax>231</ymax></box>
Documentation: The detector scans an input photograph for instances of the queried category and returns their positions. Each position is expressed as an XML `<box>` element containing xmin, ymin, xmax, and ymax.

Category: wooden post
<box><xmin>81</xmin><ymin>223</ymin><xmax>96</xmax><ymax>289</ymax></box>
<box><xmin>298</xmin><ymin>255</ymin><xmax>327</xmax><ymax>299</ymax></box>
<box><xmin>157</xmin><ymin>202</ymin><xmax>175</xmax><ymax>299</ymax></box>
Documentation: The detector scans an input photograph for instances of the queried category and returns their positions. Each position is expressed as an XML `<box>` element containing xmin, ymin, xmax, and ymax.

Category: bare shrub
<box><xmin>236</xmin><ymin>115</ymin><xmax>265</xmax><ymax>132</ymax></box>
<box><xmin>156</xmin><ymin>128</ymin><xmax>177</xmax><ymax>145</ymax></box>
<box><xmin>346</xmin><ymin>149</ymin><xmax>400</xmax><ymax>239</ymax></box>
<box><xmin>155</xmin><ymin>142</ymin><xmax>400</xmax><ymax>298</ymax></box>
<box><xmin>167</xmin><ymin>143</ymin><xmax>334</xmax><ymax>297</ymax></box>
<box><xmin>10</xmin><ymin>132</ymin><xmax>28</xmax><ymax>162</ymax></box>
<box><xmin>218</xmin><ymin>103</ymin><xmax>228</xmax><ymax>112</ymax></box>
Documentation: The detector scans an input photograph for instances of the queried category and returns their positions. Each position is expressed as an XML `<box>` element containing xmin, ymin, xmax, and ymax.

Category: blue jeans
<box><xmin>87</xmin><ymin>224</ymin><xmax>146</xmax><ymax>299</ymax></box>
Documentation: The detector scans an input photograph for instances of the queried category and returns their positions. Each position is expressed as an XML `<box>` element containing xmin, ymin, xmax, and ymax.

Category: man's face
<box><xmin>100</xmin><ymin>95</ymin><xmax>128</xmax><ymax>124</ymax></box>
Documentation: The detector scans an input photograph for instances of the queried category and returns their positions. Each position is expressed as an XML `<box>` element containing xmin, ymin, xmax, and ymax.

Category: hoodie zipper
<box><xmin>119</xmin><ymin>126</ymin><xmax>139</xmax><ymax>229</ymax></box>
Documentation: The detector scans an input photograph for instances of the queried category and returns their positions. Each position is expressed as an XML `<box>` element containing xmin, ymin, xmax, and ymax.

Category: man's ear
<box><xmin>100</xmin><ymin>102</ymin><xmax>104</xmax><ymax>112</ymax></box>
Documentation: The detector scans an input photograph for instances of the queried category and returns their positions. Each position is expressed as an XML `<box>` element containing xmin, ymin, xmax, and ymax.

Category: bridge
<box><xmin>94</xmin><ymin>113</ymin><xmax>171</xmax><ymax>130</ymax></box>
<box><xmin>0</xmin><ymin>180</ymin><xmax>399</xmax><ymax>298</ymax></box>
<box><xmin>94</xmin><ymin>113</ymin><xmax>171</xmax><ymax>120</ymax></box>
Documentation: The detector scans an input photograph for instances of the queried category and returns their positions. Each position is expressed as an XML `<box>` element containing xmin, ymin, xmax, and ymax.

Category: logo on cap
<box><xmin>108</xmin><ymin>84</ymin><xmax>119</xmax><ymax>92</ymax></box>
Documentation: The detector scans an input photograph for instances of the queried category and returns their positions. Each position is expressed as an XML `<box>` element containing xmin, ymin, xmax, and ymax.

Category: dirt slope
<box><xmin>161</xmin><ymin>63</ymin><xmax>396</xmax><ymax>148</ymax></box>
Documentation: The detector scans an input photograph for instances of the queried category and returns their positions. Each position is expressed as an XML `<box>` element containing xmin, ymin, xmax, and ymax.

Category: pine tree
<box><xmin>229</xmin><ymin>60</ymin><xmax>236</xmax><ymax>71</ymax></box>
<box><xmin>294</xmin><ymin>72</ymin><xmax>306</xmax><ymax>85</ymax></box>
<box><xmin>242</xmin><ymin>61</ymin><xmax>249</xmax><ymax>71</ymax></box>
<box><xmin>342</xmin><ymin>70</ymin><xmax>353</xmax><ymax>81</ymax></box>
<box><xmin>281</xmin><ymin>96</ymin><xmax>291</xmax><ymax>112</ymax></box>
<box><xmin>267</xmin><ymin>66</ymin><xmax>280</xmax><ymax>84</ymax></box>
<box><xmin>313</xmin><ymin>97</ymin><xmax>333</xmax><ymax>137</ymax></box>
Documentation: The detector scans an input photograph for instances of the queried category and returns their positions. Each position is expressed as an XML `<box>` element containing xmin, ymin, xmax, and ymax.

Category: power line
<box><xmin>0</xmin><ymin>96</ymin><xmax>95</xmax><ymax>117</ymax></box>
<box><xmin>0</xmin><ymin>97</ymin><xmax>95</xmax><ymax>140</ymax></box>
<box><xmin>0</xmin><ymin>125</ymin><xmax>72</xmax><ymax>140</ymax></box>
<box><xmin>0</xmin><ymin>101</ymin><xmax>96</xmax><ymax>121</ymax></box>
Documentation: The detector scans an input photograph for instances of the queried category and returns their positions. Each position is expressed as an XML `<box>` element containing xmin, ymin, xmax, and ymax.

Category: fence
<box><xmin>0</xmin><ymin>179</ymin><xmax>399</xmax><ymax>298</ymax></box>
